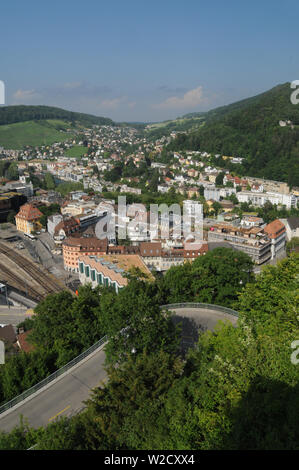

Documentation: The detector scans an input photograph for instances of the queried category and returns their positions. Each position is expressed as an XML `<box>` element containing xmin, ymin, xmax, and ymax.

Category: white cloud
<box><xmin>154</xmin><ymin>86</ymin><xmax>204</xmax><ymax>109</ymax></box>
<box><xmin>100</xmin><ymin>96</ymin><xmax>137</xmax><ymax>110</ymax></box>
<box><xmin>101</xmin><ymin>97</ymin><xmax>126</xmax><ymax>109</ymax></box>
<box><xmin>63</xmin><ymin>81</ymin><xmax>82</xmax><ymax>89</ymax></box>
<box><xmin>13</xmin><ymin>89</ymin><xmax>41</xmax><ymax>103</ymax></box>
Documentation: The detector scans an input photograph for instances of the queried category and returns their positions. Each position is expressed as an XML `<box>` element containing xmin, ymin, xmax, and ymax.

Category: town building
<box><xmin>53</xmin><ymin>217</ymin><xmax>80</xmax><ymax>242</ymax></box>
<box><xmin>78</xmin><ymin>254</ymin><xmax>152</xmax><ymax>292</ymax></box>
<box><xmin>281</xmin><ymin>216</ymin><xmax>299</xmax><ymax>241</ymax></box>
<box><xmin>0</xmin><ymin>191</ymin><xmax>27</xmax><ymax>223</ymax></box>
<box><xmin>237</xmin><ymin>191</ymin><xmax>297</xmax><ymax>209</ymax></box>
<box><xmin>263</xmin><ymin>219</ymin><xmax>286</xmax><ymax>259</ymax></box>
<box><xmin>208</xmin><ymin>222</ymin><xmax>272</xmax><ymax>264</ymax></box>
<box><xmin>62</xmin><ymin>237</ymin><xmax>108</xmax><ymax>272</ymax></box>
<box><xmin>15</xmin><ymin>203</ymin><xmax>43</xmax><ymax>235</ymax></box>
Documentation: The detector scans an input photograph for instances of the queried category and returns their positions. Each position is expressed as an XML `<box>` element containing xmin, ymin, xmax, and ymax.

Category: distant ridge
<box><xmin>0</xmin><ymin>105</ymin><xmax>114</xmax><ymax>127</ymax></box>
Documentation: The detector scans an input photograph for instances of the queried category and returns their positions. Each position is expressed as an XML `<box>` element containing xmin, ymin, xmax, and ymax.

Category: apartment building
<box><xmin>237</xmin><ymin>191</ymin><xmax>297</xmax><ymax>209</ymax></box>
<box><xmin>78</xmin><ymin>254</ymin><xmax>152</xmax><ymax>292</ymax></box>
<box><xmin>62</xmin><ymin>236</ymin><xmax>108</xmax><ymax>272</ymax></box>
<box><xmin>263</xmin><ymin>219</ymin><xmax>286</xmax><ymax>259</ymax></box>
<box><xmin>139</xmin><ymin>241</ymin><xmax>208</xmax><ymax>271</ymax></box>
<box><xmin>208</xmin><ymin>222</ymin><xmax>271</xmax><ymax>264</ymax></box>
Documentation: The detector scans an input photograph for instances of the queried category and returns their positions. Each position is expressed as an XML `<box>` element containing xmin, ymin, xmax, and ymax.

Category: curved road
<box><xmin>0</xmin><ymin>305</ymin><xmax>237</xmax><ymax>432</ymax></box>
<box><xmin>0</xmin><ymin>344</ymin><xmax>107</xmax><ymax>432</ymax></box>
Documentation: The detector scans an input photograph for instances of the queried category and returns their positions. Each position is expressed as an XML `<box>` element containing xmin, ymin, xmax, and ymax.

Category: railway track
<box><xmin>0</xmin><ymin>242</ymin><xmax>65</xmax><ymax>297</ymax></box>
<box><xmin>0</xmin><ymin>261</ymin><xmax>44</xmax><ymax>302</ymax></box>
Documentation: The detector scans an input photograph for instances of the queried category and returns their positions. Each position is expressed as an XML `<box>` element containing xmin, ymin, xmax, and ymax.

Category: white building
<box><xmin>237</xmin><ymin>191</ymin><xmax>297</xmax><ymax>209</ymax></box>
<box><xmin>47</xmin><ymin>214</ymin><xmax>63</xmax><ymax>238</ymax></box>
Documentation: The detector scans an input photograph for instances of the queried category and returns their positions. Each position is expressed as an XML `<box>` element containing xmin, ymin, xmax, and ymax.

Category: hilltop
<box><xmin>167</xmin><ymin>83</ymin><xmax>299</xmax><ymax>187</ymax></box>
<box><xmin>0</xmin><ymin>105</ymin><xmax>114</xmax><ymax>127</ymax></box>
<box><xmin>0</xmin><ymin>105</ymin><xmax>114</xmax><ymax>149</ymax></box>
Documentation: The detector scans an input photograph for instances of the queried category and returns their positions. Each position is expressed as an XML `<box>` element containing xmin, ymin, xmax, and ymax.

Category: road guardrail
<box><xmin>160</xmin><ymin>302</ymin><xmax>239</xmax><ymax>317</ymax></box>
<box><xmin>0</xmin><ymin>334</ymin><xmax>107</xmax><ymax>415</ymax></box>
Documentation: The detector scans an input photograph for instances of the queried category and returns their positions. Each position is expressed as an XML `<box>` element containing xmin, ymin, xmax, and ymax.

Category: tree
<box><xmin>0</xmin><ymin>417</ymin><xmax>42</xmax><ymax>450</ymax></box>
<box><xmin>162</xmin><ymin>247</ymin><xmax>254</xmax><ymax>307</ymax></box>
<box><xmin>212</xmin><ymin>201</ymin><xmax>222</xmax><ymax>216</ymax></box>
<box><xmin>6</xmin><ymin>162</ymin><xmax>19</xmax><ymax>181</ymax></box>
<box><xmin>28</xmin><ymin>286</ymin><xmax>104</xmax><ymax>368</ymax></box>
<box><xmin>0</xmin><ymin>350</ymin><xmax>55</xmax><ymax>404</ymax></box>
<box><xmin>44</xmin><ymin>173</ymin><xmax>56</xmax><ymax>190</ymax></box>
<box><xmin>286</xmin><ymin>237</ymin><xmax>299</xmax><ymax>256</ymax></box>
<box><xmin>7</xmin><ymin>211</ymin><xmax>16</xmax><ymax>224</ymax></box>
<box><xmin>228</xmin><ymin>193</ymin><xmax>238</xmax><ymax>205</ymax></box>
<box><xmin>1</xmin><ymin>255</ymin><xmax>299</xmax><ymax>450</ymax></box>
<box><xmin>215</xmin><ymin>172</ymin><xmax>225</xmax><ymax>186</ymax></box>
<box><xmin>83</xmin><ymin>350</ymin><xmax>184</xmax><ymax>449</ymax></box>
<box><xmin>33</xmin><ymin>415</ymin><xmax>88</xmax><ymax>450</ymax></box>
<box><xmin>98</xmin><ymin>278</ymin><xmax>179</xmax><ymax>365</ymax></box>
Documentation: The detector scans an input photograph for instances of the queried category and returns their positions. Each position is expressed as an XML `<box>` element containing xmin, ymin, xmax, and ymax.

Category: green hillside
<box><xmin>168</xmin><ymin>83</ymin><xmax>299</xmax><ymax>187</ymax></box>
<box><xmin>0</xmin><ymin>104</ymin><xmax>115</xmax><ymax>149</ymax></box>
<box><xmin>65</xmin><ymin>145</ymin><xmax>88</xmax><ymax>158</ymax></box>
<box><xmin>145</xmin><ymin>115</ymin><xmax>206</xmax><ymax>140</ymax></box>
<box><xmin>0</xmin><ymin>120</ymin><xmax>75</xmax><ymax>149</ymax></box>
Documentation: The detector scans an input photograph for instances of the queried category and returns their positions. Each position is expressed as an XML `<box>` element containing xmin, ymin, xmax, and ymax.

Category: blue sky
<box><xmin>1</xmin><ymin>0</ymin><xmax>299</xmax><ymax>122</ymax></box>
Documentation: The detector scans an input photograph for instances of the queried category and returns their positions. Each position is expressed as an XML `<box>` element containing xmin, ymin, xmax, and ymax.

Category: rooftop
<box><xmin>15</xmin><ymin>203</ymin><xmax>43</xmax><ymax>221</ymax></box>
<box><xmin>79</xmin><ymin>253</ymin><xmax>154</xmax><ymax>285</ymax></box>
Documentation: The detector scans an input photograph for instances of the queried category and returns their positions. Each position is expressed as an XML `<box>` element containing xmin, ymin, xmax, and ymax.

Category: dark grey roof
<box><xmin>0</xmin><ymin>324</ymin><xmax>17</xmax><ymax>344</ymax></box>
<box><xmin>287</xmin><ymin>217</ymin><xmax>299</xmax><ymax>231</ymax></box>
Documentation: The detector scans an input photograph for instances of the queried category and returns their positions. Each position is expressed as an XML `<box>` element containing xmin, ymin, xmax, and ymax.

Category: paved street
<box><xmin>0</xmin><ymin>306</ymin><xmax>238</xmax><ymax>433</ymax></box>
<box><xmin>0</xmin><ymin>306</ymin><xmax>32</xmax><ymax>326</ymax></box>
<box><xmin>0</xmin><ymin>344</ymin><xmax>107</xmax><ymax>432</ymax></box>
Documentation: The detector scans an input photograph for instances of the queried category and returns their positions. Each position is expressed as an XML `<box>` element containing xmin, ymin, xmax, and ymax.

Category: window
<box><xmin>79</xmin><ymin>262</ymin><xmax>84</xmax><ymax>273</ymax></box>
<box><xmin>91</xmin><ymin>270</ymin><xmax>96</xmax><ymax>281</ymax></box>
<box><xmin>85</xmin><ymin>266</ymin><xmax>90</xmax><ymax>277</ymax></box>
<box><xmin>97</xmin><ymin>273</ymin><xmax>103</xmax><ymax>285</ymax></box>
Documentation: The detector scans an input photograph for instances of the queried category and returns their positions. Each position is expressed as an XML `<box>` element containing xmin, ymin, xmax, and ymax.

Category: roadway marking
<box><xmin>0</xmin><ymin>313</ymin><xmax>27</xmax><ymax>316</ymax></box>
<box><xmin>48</xmin><ymin>405</ymin><xmax>70</xmax><ymax>422</ymax></box>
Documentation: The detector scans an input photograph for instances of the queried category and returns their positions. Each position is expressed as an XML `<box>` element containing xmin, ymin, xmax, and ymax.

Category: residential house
<box><xmin>15</xmin><ymin>203</ymin><xmax>43</xmax><ymax>235</ymax></box>
<box><xmin>263</xmin><ymin>219</ymin><xmax>286</xmax><ymax>259</ymax></box>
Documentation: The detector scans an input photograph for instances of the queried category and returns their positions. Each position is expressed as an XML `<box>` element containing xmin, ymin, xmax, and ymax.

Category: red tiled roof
<box><xmin>140</xmin><ymin>242</ymin><xmax>162</xmax><ymax>257</ymax></box>
<box><xmin>63</xmin><ymin>236</ymin><xmax>108</xmax><ymax>252</ymax></box>
<box><xmin>16</xmin><ymin>203</ymin><xmax>42</xmax><ymax>221</ymax></box>
<box><xmin>17</xmin><ymin>330</ymin><xmax>35</xmax><ymax>353</ymax></box>
<box><xmin>264</xmin><ymin>219</ymin><xmax>286</xmax><ymax>239</ymax></box>
<box><xmin>54</xmin><ymin>217</ymin><xmax>79</xmax><ymax>235</ymax></box>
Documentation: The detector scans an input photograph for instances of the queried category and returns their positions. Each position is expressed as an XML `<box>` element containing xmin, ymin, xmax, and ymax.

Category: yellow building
<box><xmin>15</xmin><ymin>203</ymin><xmax>43</xmax><ymax>235</ymax></box>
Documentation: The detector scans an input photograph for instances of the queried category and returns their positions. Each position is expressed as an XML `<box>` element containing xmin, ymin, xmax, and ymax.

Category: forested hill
<box><xmin>169</xmin><ymin>83</ymin><xmax>299</xmax><ymax>187</ymax></box>
<box><xmin>0</xmin><ymin>105</ymin><xmax>114</xmax><ymax>127</ymax></box>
